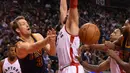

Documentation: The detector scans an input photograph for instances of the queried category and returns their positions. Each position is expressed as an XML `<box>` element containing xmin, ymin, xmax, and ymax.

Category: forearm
<box><xmin>60</xmin><ymin>0</ymin><xmax>67</xmax><ymax>13</ymax></box>
<box><xmin>60</xmin><ymin>0</ymin><xmax>67</xmax><ymax>25</ymax></box>
<box><xmin>113</xmin><ymin>56</ymin><xmax>130</xmax><ymax>72</ymax></box>
<box><xmin>81</xmin><ymin>61</ymin><xmax>103</xmax><ymax>72</ymax></box>
<box><xmin>48</xmin><ymin>43</ymin><xmax>56</xmax><ymax>56</ymax></box>
<box><xmin>90</xmin><ymin>44</ymin><xmax>107</xmax><ymax>52</ymax></box>
<box><xmin>69</xmin><ymin>0</ymin><xmax>79</xmax><ymax>25</ymax></box>
<box><xmin>90</xmin><ymin>42</ymin><xmax>118</xmax><ymax>52</ymax></box>
<box><xmin>28</xmin><ymin>38</ymin><xmax>48</xmax><ymax>53</ymax></box>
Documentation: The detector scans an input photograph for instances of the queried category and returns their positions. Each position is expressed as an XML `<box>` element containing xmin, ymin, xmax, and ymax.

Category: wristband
<box><xmin>70</xmin><ymin>0</ymin><xmax>78</xmax><ymax>8</ymax></box>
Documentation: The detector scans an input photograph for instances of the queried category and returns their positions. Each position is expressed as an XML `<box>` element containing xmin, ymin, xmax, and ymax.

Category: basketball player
<box><xmin>0</xmin><ymin>45</ymin><xmax>21</xmax><ymax>73</ymax></box>
<box><xmin>11</xmin><ymin>16</ymin><xmax>56</xmax><ymax>73</ymax></box>
<box><xmin>56</xmin><ymin>0</ymin><xmax>84</xmax><ymax>73</ymax></box>
<box><xmin>79</xmin><ymin>18</ymin><xmax>130</xmax><ymax>73</ymax></box>
<box><xmin>78</xmin><ymin>28</ymin><xmax>122</xmax><ymax>73</ymax></box>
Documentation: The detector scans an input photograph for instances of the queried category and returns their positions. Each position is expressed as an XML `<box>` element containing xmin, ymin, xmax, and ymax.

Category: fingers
<box><xmin>80</xmin><ymin>45</ymin><xmax>90</xmax><ymax>52</ymax></box>
<box><xmin>47</xmin><ymin>28</ymin><xmax>56</xmax><ymax>35</ymax></box>
<box><xmin>47</xmin><ymin>30</ymin><xmax>52</xmax><ymax>35</ymax></box>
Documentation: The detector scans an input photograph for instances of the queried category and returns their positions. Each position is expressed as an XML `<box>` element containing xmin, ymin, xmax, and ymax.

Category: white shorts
<box><xmin>58</xmin><ymin>65</ymin><xmax>85</xmax><ymax>73</ymax></box>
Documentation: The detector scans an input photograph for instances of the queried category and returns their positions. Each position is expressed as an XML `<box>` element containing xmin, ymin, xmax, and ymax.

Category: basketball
<box><xmin>79</xmin><ymin>23</ymin><xmax>100</xmax><ymax>45</ymax></box>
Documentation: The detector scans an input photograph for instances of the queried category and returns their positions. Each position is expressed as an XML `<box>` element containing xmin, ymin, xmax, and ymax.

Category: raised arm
<box><xmin>66</xmin><ymin>0</ymin><xmax>79</xmax><ymax>35</ymax></box>
<box><xmin>60</xmin><ymin>0</ymin><xmax>68</xmax><ymax>25</ymax></box>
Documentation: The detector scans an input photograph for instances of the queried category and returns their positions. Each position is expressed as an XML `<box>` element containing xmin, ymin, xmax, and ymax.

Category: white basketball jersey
<box><xmin>56</xmin><ymin>26</ymin><xmax>80</xmax><ymax>68</ymax></box>
<box><xmin>3</xmin><ymin>58</ymin><xmax>21</xmax><ymax>73</ymax></box>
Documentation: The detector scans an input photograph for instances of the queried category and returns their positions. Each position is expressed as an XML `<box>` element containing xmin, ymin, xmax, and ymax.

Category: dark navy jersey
<box><xmin>17</xmin><ymin>34</ymin><xmax>46</xmax><ymax>73</ymax></box>
<box><xmin>120</xmin><ymin>36</ymin><xmax>130</xmax><ymax>62</ymax></box>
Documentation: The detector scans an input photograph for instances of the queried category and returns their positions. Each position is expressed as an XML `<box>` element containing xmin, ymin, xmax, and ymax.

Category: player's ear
<box><xmin>16</xmin><ymin>28</ymin><xmax>20</xmax><ymax>33</ymax></box>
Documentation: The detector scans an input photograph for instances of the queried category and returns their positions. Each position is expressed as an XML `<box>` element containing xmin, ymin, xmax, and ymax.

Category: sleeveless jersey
<box><xmin>18</xmin><ymin>34</ymin><xmax>46</xmax><ymax>73</ymax></box>
<box><xmin>120</xmin><ymin>36</ymin><xmax>130</xmax><ymax>62</ymax></box>
<box><xmin>56</xmin><ymin>26</ymin><xmax>80</xmax><ymax>68</ymax></box>
<box><xmin>3</xmin><ymin>58</ymin><xmax>21</xmax><ymax>73</ymax></box>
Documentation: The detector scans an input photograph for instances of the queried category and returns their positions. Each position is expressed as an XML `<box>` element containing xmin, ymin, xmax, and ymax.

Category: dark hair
<box><xmin>7</xmin><ymin>44</ymin><xmax>16</xmax><ymax>51</ymax></box>
<box><xmin>11</xmin><ymin>16</ymin><xmax>25</xmax><ymax>35</ymax></box>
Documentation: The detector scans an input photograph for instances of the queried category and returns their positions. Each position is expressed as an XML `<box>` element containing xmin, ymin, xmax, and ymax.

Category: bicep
<box><xmin>65</xmin><ymin>8</ymin><xmax>79</xmax><ymax>35</ymax></box>
<box><xmin>35</xmin><ymin>34</ymin><xmax>50</xmax><ymax>53</ymax></box>
<box><xmin>68</xmin><ymin>8</ymin><xmax>79</xmax><ymax>26</ymax></box>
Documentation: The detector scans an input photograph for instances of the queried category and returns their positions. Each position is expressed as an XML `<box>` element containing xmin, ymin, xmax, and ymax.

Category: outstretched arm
<box><xmin>60</xmin><ymin>0</ymin><xmax>68</xmax><ymax>25</ymax></box>
<box><xmin>80</xmin><ymin>36</ymin><xmax>123</xmax><ymax>53</ymax></box>
<box><xmin>66</xmin><ymin>0</ymin><xmax>79</xmax><ymax>35</ymax></box>
<box><xmin>16</xmin><ymin>30</ymin><xmax>56</xmax><ymax>59</ymax></box>
<box><xmin>81</xmin><ymin>58</ymin><xmax>110</xmax><ymax>72</ymax></box>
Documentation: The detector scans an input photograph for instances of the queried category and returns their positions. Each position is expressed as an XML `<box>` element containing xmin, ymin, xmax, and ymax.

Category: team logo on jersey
<box><xmin>4</xmin><ymin>66</ymin><xmax>21</xmax><ymax>73</ymax></box>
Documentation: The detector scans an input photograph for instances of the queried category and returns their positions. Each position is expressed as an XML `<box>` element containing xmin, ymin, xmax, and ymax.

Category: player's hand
<box><xmin>107</xmin><ymin>49</ymin><xmax>120</xmax><ymax>60</ymax></box>
<box><xmin>46</xmin><ymin>28</ymin><xmax>56</xmax><ymax>44</ymax></box>
<box><xmin>104</xmin><ymin>41</ymin><xmax>115</xmax><ymax>50</ymax></box>
<box><xmin>78</xmin><ymin>45</ymin><xmax>90</xmax><ymax>55</ymax></box>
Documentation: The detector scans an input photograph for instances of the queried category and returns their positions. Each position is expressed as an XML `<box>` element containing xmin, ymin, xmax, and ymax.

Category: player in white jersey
<box><xmin>56</xmin><ymin>0</ymin><xmax>84</xmax><ymax>73</ymax></box>
<box><xmin>0</xmin><ymin>45</ymin><xmax>21</xmax><ymax>73</ymax></box>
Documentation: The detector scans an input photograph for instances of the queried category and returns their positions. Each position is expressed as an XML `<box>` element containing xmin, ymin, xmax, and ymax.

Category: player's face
<box><xmin>8</xmin><ymin>47</ymin><xmax>16</xmax><ymax>57</ymax></box>
<box><xmin>121</xmin><ymin>20</ymin><xmax>130</xmax><ymax>36</ymax></box>
<box><xmin>17</xmin><ymin>19</ymin><xmax>31</xmax><ymax>36</ymax></box>
<box><xmin>122</xmin><ymin>20</ymin><xmax>130</xmax><ymax>32</ymax></box>
<box><xmin>110</xmin><ymin>29</ymin><xmax>121</xmax><ymax>42</ymax></box>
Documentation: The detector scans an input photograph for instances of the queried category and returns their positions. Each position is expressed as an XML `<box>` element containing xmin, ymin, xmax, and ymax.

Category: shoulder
<box><xmin>32</xmin><ymin>33</ymin><xmax>44</xmax><ymax>40</ymax></box>
<box><xmin>0</xmin><ymin>58</ymin><xmax>5</xmax><ymax>66</ymax></box>
<box><xmin>15</xmin><ymin>41</ymin><xmax>29</xmax><ymax>58</ymax></box>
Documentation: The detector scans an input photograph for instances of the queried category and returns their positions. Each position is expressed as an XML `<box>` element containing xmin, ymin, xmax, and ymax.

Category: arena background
<box><xmin>0</xmin><ymin>0</ymin><xmax>130</xmax><ymax>73</ymax></box>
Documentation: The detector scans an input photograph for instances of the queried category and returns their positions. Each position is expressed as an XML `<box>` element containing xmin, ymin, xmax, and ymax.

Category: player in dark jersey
<box><xmin>10</xmin><ymin>16</ymin><xmax>56</xmax><ymax>73</ymax></box>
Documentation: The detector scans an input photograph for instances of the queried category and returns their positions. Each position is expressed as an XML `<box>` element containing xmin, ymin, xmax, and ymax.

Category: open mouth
<box><xmin>27</xmin><ymin>28</ymin><xmax>30</xmax><ymax>30</ymax></box>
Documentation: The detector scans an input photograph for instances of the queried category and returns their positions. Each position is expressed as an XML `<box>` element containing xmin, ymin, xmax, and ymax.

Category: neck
<box><xmin>126</xmin><ymin>36</ymin><xmax>130</xmax><ymax>46</ymax></box>
<box><xmin>8</xmin><ymin>57</ymin><xmax>17</xmax><ymax>63</ymax></box>
<box><xmin>20</xmin><ymin>34</ymin><xmax>31</xmax><ymax>42</ymax></box>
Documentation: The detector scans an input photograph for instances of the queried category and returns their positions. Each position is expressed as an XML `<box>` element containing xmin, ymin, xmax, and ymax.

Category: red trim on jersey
<box><xmin>65</xmin><ymin>25</ymin><xmax>78</xmax><ymax>37</ymax></box>
<box><xmin>70</xmin><ymin>36</ymin><xmax>79</xmax><ymax>73</ymax></box>
<box><xmin>119</xmin><ymin>66</ymin><xmax>126</xmax><ymax>73</ymax></box>
<box><xmin>70</xmin><ymin>36</ymin><xmax>75</xmax><ymax>63</ymax></box>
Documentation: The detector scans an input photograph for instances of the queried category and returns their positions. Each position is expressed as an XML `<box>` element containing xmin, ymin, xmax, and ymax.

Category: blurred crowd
<box><xmin>0</xmin><ymin>0</ymin><xmax>130</xmax><ymax>73</ymax></box>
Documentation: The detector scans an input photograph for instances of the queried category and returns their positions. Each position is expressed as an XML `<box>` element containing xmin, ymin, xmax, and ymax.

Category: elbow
<box><xmin>48</xmin><ymin>52</ymin><xmax>56</xmax><ymax>56</ymax></box>
<box><xmin>93</xmin><ymin>66</ymin><xmax>102</xmax><ymax>73</ymax></box>
<box><xmin>47</xmin><ymin>48</ymin><xmax>56</xmax><ymax>56</ymax></box>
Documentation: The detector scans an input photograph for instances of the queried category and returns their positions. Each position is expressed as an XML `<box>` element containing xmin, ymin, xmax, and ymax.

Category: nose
<box><xmin>26</xmin><ymin>25</ymin><xmax>29</xmax><ymax>27</ymax></box>
<box><xmin>122</xmin><ymin>26</ymin><xmax>126</xmax><ymax>30</ymax></box>
<box><xmin>110</xmin><ymin>33</ymin><xmax>114</xmax><ymax>37</ymax></box>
